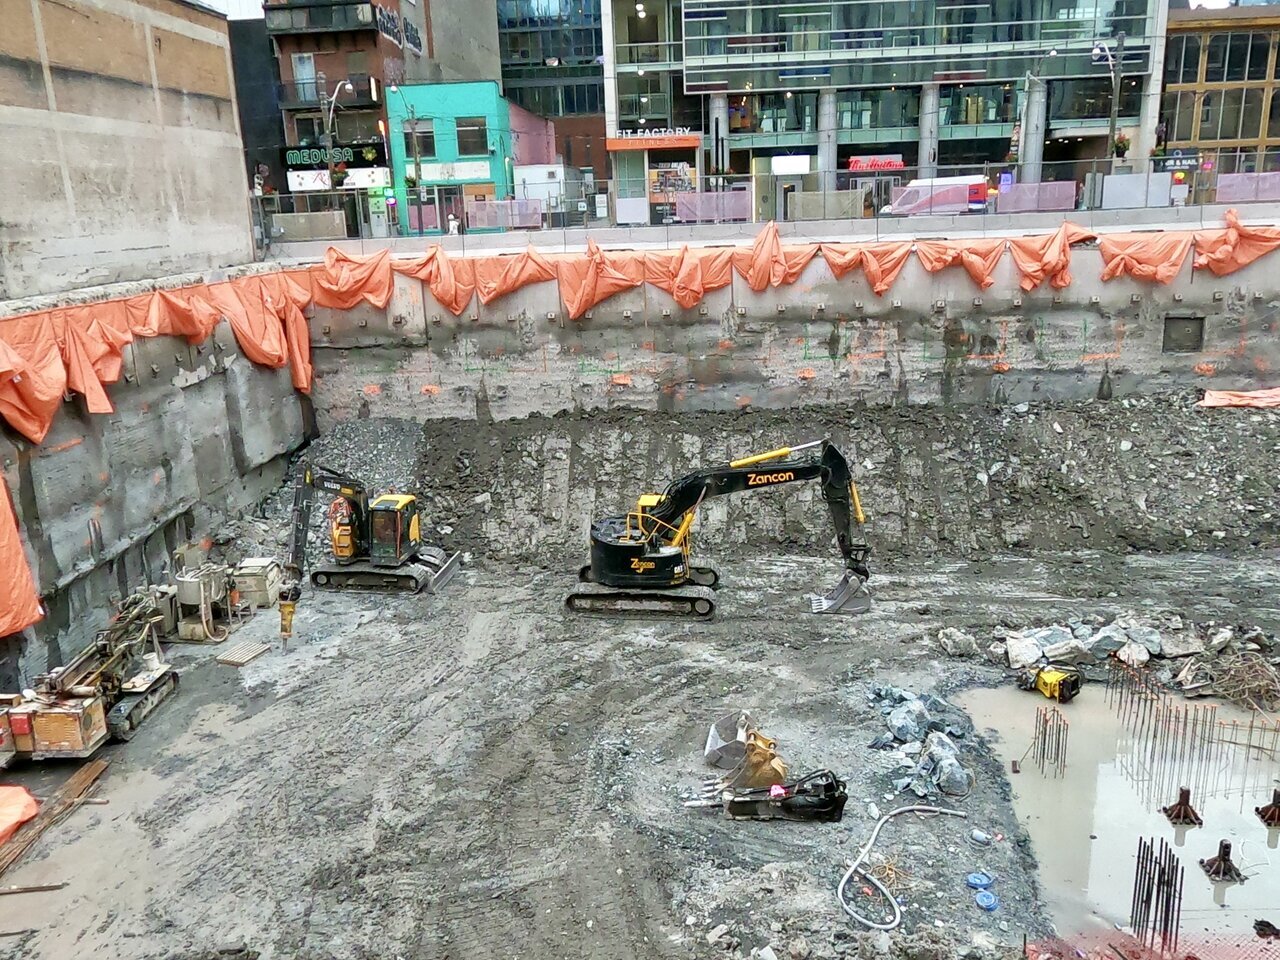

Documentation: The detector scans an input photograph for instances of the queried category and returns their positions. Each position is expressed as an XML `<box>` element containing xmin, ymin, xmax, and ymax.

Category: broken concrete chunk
<box><xmin>935</xmin><ymin>756</ymin><xmax>970</xmax><ymax>796</ymax></box>
<box><xmin>937</xmin><ymin>627</ymin><xmax>980</xmax><ymax>657</ymax></box>
<box><xmin>1043</xmin><ymin>638</ymin><xmax>1092</xmax><ymax>664</ymax></box>
<box><xmin>923</xmin><ymin>731</ymin><xmax>959</xmax><ymax>760</ymax></box>
<box><xmin>1005</xmin><ymin>633</ymin><xmax>1043</xmax><ymax>670</ymax></box>
<box><xmin>1207</xmin><ymin>626</ymin><xmax>1235</xmax><ymax>652</ymax></box>
<box><xmin>1022</xmin><ymin>625</ymin><xmax>1074</xmax><ymax>648</ymax></box>
<box><xmin>1117</xmin><ymin>640</ymin><xmax>1151</xmax><ymax>667</ymax></box>
<box><xmin>1159</xmin><ymin>630</ymin><xmax>1206</xmax><ymax>658</ymax></box>
<box><xmin>887</xmin><ymin>699</ymin><xmax>931</xmax><ymax>742</ymax></box>
<box><xmin>986</xmin><ymin>640</ymin><xmax>1008</xmax><ymax>663</ymax></box>
<box><xmin>706</xmin><ymin>924</ymin><xmax>731</xmax><ymax>945</ymax></box>
<box><xmin>1117</xmin><ymin>619</ymin><xmax>1163</xmax><ymax>656</ymax></box>
<box><xmin>1086</xmin><ymin>625</ymin><xmax>1129</xmax><ymax>658</ymax></box>
<box><xmin>758</xmin><ymin>949</ymin><xmax>780</xmax><ymax>960</ymax></box>
<box><xmin>789</xmin><ymin>936</ymin><xmax>811</xmax><ymax>960</ymax></box>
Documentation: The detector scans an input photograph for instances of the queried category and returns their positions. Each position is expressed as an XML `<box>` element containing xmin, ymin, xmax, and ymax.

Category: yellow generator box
<box><xmin>232</xmin><ymin>558</ymin><xmax>283</xmax><ymax>610</ymax></box>
<box><xmin>9</xmin><ymin>697</ymin><xmax>108</xmax><ymax>760</ymax></box>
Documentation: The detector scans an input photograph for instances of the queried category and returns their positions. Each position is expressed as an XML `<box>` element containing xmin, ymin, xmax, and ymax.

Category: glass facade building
<box><xmin>602</xmin><ymin>0</ymin><xmax>1166</xmax><ymax>181</ymax></box>
<box><xmin>500</xmin><ymin>0</ymin><xmax>606</xmax><ymax>117</ymax></box>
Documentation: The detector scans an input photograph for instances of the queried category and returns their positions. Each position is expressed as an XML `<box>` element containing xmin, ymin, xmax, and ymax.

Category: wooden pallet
<box><xmin>215</xmin><ymin>640</ymin><xmax>270</xmax><ymax>667</ymax></box>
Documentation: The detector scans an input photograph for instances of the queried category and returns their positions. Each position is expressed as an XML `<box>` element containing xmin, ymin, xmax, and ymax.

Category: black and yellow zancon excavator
<box><xmin>565</xmin><ymin>439</ymin><xmax>871</xmax><ymax>620</ymax></box>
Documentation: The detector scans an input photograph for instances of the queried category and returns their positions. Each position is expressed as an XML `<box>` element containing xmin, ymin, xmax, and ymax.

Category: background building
<box><xmin>0</xmin><ymin>0</ymin><xmax>252</xmax><ymax>299</ymax></box>
<box><xmin>386</xmin><ymin>80</ymin><xmax>557</xmax><ymax>233</ymax></box>
<box><xmin>499</xmin><ymin>0</ymin><xmax>609</xmax><ymax>181</ymax></box>
<box><xmin>601</xmin><ymin>0</ymin><xmax>1168</xmax><ymax>222</ymax></box>
<box><xmin>230</xmin><ymin>17</ymin><xmax>287</xmax><ymax>194</ymax></box>
<box><xmin>1161</xmin><ymin>3</ymin><xmax>1280</xmax><ymax>175</ymax></box>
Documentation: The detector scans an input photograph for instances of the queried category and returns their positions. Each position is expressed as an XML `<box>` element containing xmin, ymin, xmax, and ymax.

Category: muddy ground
<box><xmin>4</xmin><ymin>399</ymin><xmax>1279</xmax><ymax>960</ymax></box>
<box><xmin>3</xmin><ymin>548</ymin><xmax>1278</xmax><ymax>960</ymax></box>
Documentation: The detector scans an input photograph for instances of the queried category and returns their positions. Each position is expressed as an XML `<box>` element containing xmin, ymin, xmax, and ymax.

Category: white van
<box><xmin>883</xmin><ymin>175</ymin><xmax>990</xmax><ymax>216</ymax></box>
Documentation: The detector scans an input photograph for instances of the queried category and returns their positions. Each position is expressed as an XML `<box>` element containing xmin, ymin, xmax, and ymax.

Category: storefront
<box><xmin>281</xmin><ymin>143</ymin><xmax>390</xmax><ymax>192</ymax></box>
<box><xmin>606</xmin><ymin>128</ymin><xmax>702</xmax><ymax>226</ymax></box>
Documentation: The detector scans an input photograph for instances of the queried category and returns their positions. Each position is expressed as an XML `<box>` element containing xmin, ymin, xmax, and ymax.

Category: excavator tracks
<box><xmin>564</xmin><ymin>582</ymin><xmax>717</xmax><ymax>620</ymax></box>
<box><xmin>107</xmin><ymin>671</ymin><xmax>180</xmax><ymax>742</ymax></box>
<box><xmin>311</xmin><ymin>548</ymin><xmax>461</xmax><ymax>595</ymax></box>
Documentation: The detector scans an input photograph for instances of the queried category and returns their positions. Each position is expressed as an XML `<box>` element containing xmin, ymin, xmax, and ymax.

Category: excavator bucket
<box><xmin>704</xmin><ymin>711</ymin><xmax>756</xmax><ymax>769</ymax></box>
<box><xmin>809</xmin><ymin>570</ymin><xmax>872</xmax><ymax>615</ymax></box>
<box><xmin>701</xmin><ymin>734</ymin><xmax>788</xmax><ymax>795</ymax></box>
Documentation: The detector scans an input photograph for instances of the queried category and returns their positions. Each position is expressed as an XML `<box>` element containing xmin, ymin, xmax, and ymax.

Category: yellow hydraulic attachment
<box><xmin>1017</xmin><ymin>665</ymin><xmax>1082</xmax><ymax>704</ymax></box>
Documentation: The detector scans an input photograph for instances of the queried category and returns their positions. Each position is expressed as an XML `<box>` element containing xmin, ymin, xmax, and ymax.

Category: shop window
<box><xmin>403</xmin><ymin>119</ymin><xmax>435</xmax><ymax>160</ymax></box>
<box><xmin>456</xmin><ymin>117</ymin><xmax>488</xmax><ymax>155</ymax></box>
<box><xmin>1162</xmin><ymin>315</ymin><xmax>1205</xmax><ymax>354</ymax></box>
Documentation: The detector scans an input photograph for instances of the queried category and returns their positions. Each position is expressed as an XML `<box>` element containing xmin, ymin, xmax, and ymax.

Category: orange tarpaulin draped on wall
<box><xmin>558</xmin><ymin>239</ymin><xmax>645</xmax><ymax>320</ymax></box>
<box><xmin>1193</xmin><ymin>208</ymin><xmax>1280</xmax><ymax>277</ymax></box>
<box><xmin>0</xmin><ymin>315</ymin><xmax>67</xmax><ymax>444</ymax></box>
<box><xmin>470</xmin><ymin>246</ymin><xmax>557</xmax><ymax>304</ymax></box>
<box><xmin>820</xmin><ymin>242</ymin><xmax>914</xmax><ymax>295</ymax></box>
<box><xmin>0</xmin><ymin>786</ymin><xmax>38</xmax><ymax>844</ymax></box>
<box><xmin>1098</xmin><ymin>232</ymin><xmax>1194</xmax><ymax>284</ymax></box>
<box><xmin>1198</xmin><ymin>387</ymin><xmax>1280</xmax><ymax>408</ymax></box>
<box><xmin>138</xmin><ymin>289</ymin><xmax>222</xmax><ymax>343</ymax></box>
<box><xmin>1008</xmin><ymin>222</ymin><xmax>1095</xmax><ymax>291</ymax></box>
<box><xmin>643</xmin><ymin>246</ymin><xmax>736</xmax><ymax>309</ymax></box>
<box><xmin>56</xmin><ymin>309</ymin><xmax>132</xmax><ymax>414</ymax></box>
<box><xmin>311</xmin><ymin>247</ymin><xmax>394</xmax><ymax>310</ymax></box>
<box><xmin>0</xmin><ymin>476</ymin><xmax>42</xmax><ymax>637</ymax></box>
<box><xmin>914</xmin><ymin>239</ymin><xmax>1008</xmax><ymax>290</ymax></box>
<box><xmin>733</xmin><ymin>221</ymin><xmax>819</xmax><ymax>291</ymax></box>
<box><xmin>392</xmin><ymin>246</ymin><xmax>477</xmax><ymax>316</ymax></box>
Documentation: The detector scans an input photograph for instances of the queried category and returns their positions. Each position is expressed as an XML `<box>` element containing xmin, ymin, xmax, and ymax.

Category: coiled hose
<box><xmin>837</xmin><ymin>804</ymin><xmax>968</xmax><ymax>931</ymax></box>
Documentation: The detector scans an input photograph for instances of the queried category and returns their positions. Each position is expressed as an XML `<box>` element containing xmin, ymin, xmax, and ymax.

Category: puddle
<box><xmin>958</xmin><ymin>682</ymin><xmax>1280</xmax><ymax>944</ymax></box>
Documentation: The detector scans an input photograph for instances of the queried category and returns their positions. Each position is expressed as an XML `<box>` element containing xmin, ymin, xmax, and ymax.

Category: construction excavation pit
<box><xmin>1</xmin><ymin>393</ymin><xmax>1278</xmax><ymax>960</ymax></box>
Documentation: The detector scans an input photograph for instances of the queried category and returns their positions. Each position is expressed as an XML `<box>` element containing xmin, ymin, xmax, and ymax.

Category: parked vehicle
<box><xmin>882</xmin><ymin>175</ymin><xmax>989</xmax><ymax>216</ymax></box>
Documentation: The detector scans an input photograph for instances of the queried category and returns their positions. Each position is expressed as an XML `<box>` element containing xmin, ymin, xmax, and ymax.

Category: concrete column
<box><xmin>919</xmin><ymin>82</ymin><xmax>940</xmax><ymax>178</ymax></box>
<box><xmin>817</xmin><ymin>88</ymin><xmax>838</xmax><ymax>194</ymax></box>
<box><xmin>602</xmin><ymin>1</ymin><xmax>620</xmax><ymax>139</ymax></box>
<box><xmin>710</xmin><ymin>93</ymin><xmax>730</xmax><ymax>173</ymax></box>
<box><xmin>1136</xmin><ymin>2</ymin><xmax>1170</xmax><ymax>163</ymax></box>
<box><xmin>1021</xmin><ymin>78</ymin><xmax>1048</xmax><ymax>184</ymax></box>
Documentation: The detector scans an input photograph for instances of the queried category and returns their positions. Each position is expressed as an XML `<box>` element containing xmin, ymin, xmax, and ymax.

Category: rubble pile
<box><xmin>936</xmin><ymin>615</ymin><xmax>1280</xmax><ymax>706</ymax></box>
<box><xmin>867</xmin><ymin>686</ymin><xmax>976</xmax><ymax>799</ymax></box>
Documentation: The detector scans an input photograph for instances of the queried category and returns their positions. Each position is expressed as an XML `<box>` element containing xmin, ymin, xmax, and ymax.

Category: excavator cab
<box><xmin>368</xmin><ymin>495</ymin><xmax>422</xmax><ymax>567</ymax></box>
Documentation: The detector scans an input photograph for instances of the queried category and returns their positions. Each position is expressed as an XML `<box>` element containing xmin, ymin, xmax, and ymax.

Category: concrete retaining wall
<box><xmin>0</xmin><ymin>325</ymin><xmax>307</xmax><ymax>687</ymax></box>
<box><xmin>307</xmin><ymin>243</ymin><xmax>1280</xmax><ymax>429</ymax></box>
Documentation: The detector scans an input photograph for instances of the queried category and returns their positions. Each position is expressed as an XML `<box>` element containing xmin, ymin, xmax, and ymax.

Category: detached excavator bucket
<box><xmin>701</xmin><ymin>734</ymin><xmax>788</xmax><ymax>795</ymax></box>
<box><xmin>704</xmin><ymin>711</ymin><xmax>756</xmax><ymax>769</ymax></box>
<box><xmin>809</xmin><ymin>570</ymin><xmax>872</xmax><ymax>615</ymax></box>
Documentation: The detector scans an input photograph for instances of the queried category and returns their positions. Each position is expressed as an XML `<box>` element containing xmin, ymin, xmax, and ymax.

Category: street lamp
<box><xmin>388</xmin><ymin>84</ymin><xmax>426</xmax><ymax>237</ymax></box>
<box><xmin>1093</xmin><ymin>32</ymin><xmax>1127</xmax><ymax>167</ymax></box>
<box><xmin>321</xmin><ymin>78</ymin><xmax>354</xmax><ymax>192</ymax></box>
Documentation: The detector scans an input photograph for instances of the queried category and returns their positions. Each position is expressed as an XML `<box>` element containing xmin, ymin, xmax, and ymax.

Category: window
<box><xmin>1241</xmin><ymin>88</ymin><xmax>1264</xmax><ymax>140</ymax></box>
<box><xmin>1269</xmin><ymin>90</ymin><xmax>1280</xmax><ymax>137</ymax></box>
<box><xmin>1248</xmin><ymin>33</ymin><xmax>1270</xmax><ymax>81</ymax></box>
<box><xmin>402</xmin><ymin>119</ymin><xmax>435</xmax><ymax>159</ymax></box>
<box><xmin>294</xmin><ymin>115</ymin><xmax>323</xmax><ymax>145</ymax></box>
<box><xmin>1226</xmin><ymin>33</ymin><xmax>1249</xmax><ymax>82</ymax></box>
<box><xmin>336</xmin><ymin>112</ymin><xmax>380</xmax><ymax>141</ymax></box>
<box><xmin>347</xmin><ymin>51</ymin><xmax>368</xmax><ymax>76</ymax></box>
<box><xmin>1162</xmin><ymin>315</ymin><xmax>1205</xmax><ymax>354</ymax></box>
<box><xmin>1206</xmin><ymin>34</ymin><xmax>1228</xmax><ymax>83</ymax></box>
<box><xmin>1162</xmin><ymin>91</ymin><xmax>1195</xmax><ymax>143</ymax></box>
<box><xmin>456</xmin><ymin>117</ymin><xmax>488</xmax><ymax>155</ymax></box>
<box><xmin>1181</xmin><ymin>35</ymin><xmax>1200</xmax><ymax>84</ymax></box>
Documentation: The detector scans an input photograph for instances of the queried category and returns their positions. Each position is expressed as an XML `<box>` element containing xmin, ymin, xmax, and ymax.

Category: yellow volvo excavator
<box><xmin>280</xmin><ymin>464</ymin><xmax>460</xmax><ymax>597</ymax></box>
<box><xmin>565</xmin><ymin>439</ymin><xmax>872</xmax><ymax>620</ymax></box>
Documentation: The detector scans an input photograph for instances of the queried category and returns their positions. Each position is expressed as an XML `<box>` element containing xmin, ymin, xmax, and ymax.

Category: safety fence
<box><xmin>252</xmin><ymin>153</ymin><xmax>1280</xmax><ymax>245</ymax></box>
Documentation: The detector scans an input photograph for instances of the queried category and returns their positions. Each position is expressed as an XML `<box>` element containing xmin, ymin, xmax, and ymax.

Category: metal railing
<box><xmin>277</xmin><ymin>73</ymin><xmax>375</xmax><ymax>107</ymax></box>
<box><xmin>251</xmin><ymin>151</ymin><xmax>1275</xmax><ymax>246</ymax></box>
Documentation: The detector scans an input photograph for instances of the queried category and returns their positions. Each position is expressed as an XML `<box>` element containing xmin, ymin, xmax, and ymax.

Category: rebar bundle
<box><xmin>1030</xmin><ymin>705</ymin><xmax>1069</xmax><ymax>777</ymax></box>
<box><xmin>1130</xmin><ymin>836</ymin><xmax>1184</xmax><ymax>955</ymax></box>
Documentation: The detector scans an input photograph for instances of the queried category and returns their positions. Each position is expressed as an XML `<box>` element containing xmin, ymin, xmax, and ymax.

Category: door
<box><xmin>291</xmin><ymin>53</ymin><xmax>317</xmax><ymax>102</ymax></box>
<box><xmin>776</xmin><ymin>176</ymin><xmax>804</xmax><ymax>220</ymax></box>
<box><xmin>438</xmin><ymin>185</ymin><xmax>465</xmax><ymax>232</ymax></box>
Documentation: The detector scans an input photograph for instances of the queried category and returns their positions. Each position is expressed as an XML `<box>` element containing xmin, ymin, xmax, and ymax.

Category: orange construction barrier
<box><xmin>821</xmin><ymin>242</ymin><xmax>914</xmax><ymax>295</ymax></box>
<box><xmin>558</xmin><ymin>239</ymin><xmax>645</xmax><ymax>320</ymax></box>
<box><xmin>914</xmin><ymin>239</ymin><xmax>1007</xmax><ymax>290</ymax></box>
<box><xmin>1008</xmin><ymin>222</ymin><xmax>1095</xmax><ymax>291</ymax></box>
<box><xmin>0</xmin><ymin>477</ymin><xmax>42</xmax><ymax>637</ymax></box>
<box><xmin>311</xmin><ymin>247</ymin><xmax>393</xmax><ymax>309</ymax></box>
<box><xmin>1194</xmin><ymin>208</ymin><xmax>1280</xmax><ymax>277</ymax></box>
<box><xmin>392</xmin><ymin>245</ymin><xmax>476</xmax><ymax>316</ymax></box>
<box><xmin>471</xmin><ymin>246</ymin><xmax>557</xmax><ymax>304</ymax></box>
<box><xmin>1198</xmin><ymin>387</ymin><xmax>1280</xmax><ymax>408</ymax></box>
<box><xmin>643</xmin><ymin>246</ymin><xmax>736</xmax><ymax>309</ymax></box>
<box><xmin>1098</xmin><ymin>232</ymin><xmax>1194</xmax><ymax>284</ymax></box>
<box><xmin>733</xmin><ymin>221</ymin><xmax>819</xmax><ymax>291</ymax></box>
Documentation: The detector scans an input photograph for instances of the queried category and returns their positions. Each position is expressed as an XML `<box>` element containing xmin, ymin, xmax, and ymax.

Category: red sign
<box><xmin>847</xmin><ymin>155</ymin><xmax>906</xmax><ymax>172</ymax></box>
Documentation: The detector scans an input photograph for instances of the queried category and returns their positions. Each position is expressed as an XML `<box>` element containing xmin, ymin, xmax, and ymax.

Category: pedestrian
<box><xmin>446</xmin><ymin>213</ymin><xmax>459</xmax><ymax>236</ymax></box>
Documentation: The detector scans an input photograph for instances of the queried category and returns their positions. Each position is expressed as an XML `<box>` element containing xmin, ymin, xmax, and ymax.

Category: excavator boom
<box><xmin>566</xmin><ymin>439</ymin><xmax>872</xmax><ymax>619</ymax></box>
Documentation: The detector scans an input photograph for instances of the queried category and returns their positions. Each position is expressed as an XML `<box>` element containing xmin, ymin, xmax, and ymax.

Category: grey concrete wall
<box><xmin>305</xmin><ymin>242</ymin><xmax>1280</xmax><ymax>429</ymax></box>
<box><xmin>0</xmin><ymin>325</ymin><xmax>307</xmax><ymax>688</ymax></box>
<box><xmin>428</xmin><ymin>0</ymin><xmax>500</xmax><ymax>84</ymax></box>
<box><xmin>0</xmin><ymin>0</ymin><xmax>253</xmax><ymax>300</ymax></box>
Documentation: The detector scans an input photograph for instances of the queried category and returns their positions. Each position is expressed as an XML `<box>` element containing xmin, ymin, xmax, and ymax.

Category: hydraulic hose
<box><xmin>837</xmin><ymin>804</ymin><xmax>968</xmax><ymax>931</ymax></box>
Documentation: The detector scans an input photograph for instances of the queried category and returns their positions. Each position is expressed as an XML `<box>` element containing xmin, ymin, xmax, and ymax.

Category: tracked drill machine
<box><xmin>566</xmin><ymin>439</ymin><xmax>872</xmax><ymax>620</ymax></box>
<box><xmin>4</xmin><ymin>593</ymin><xmax>178</xmax><ymax>760</ymax></box>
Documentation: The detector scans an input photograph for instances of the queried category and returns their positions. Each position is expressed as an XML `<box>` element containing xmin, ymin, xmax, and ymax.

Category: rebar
<box><xmin>1130</xmin><ymin>836</ymin><xmax>1183</xmax><ymax>954</ymax></box>
<box><xmin>1030</xmin><ymin>705</ymin><xmax>1068</xmax><ymax>777</ymax></box>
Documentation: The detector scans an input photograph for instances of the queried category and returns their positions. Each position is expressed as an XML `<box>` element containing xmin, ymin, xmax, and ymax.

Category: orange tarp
<box><xmin>1098</xmin><ymin>232</ymin><xmax>1194</xmax><ymax>284</ymax></box>
<box><xmin>821</xmin><ymin>242</ymin><xmax>914</xmax><ymax>295</ymax></box>
<box><xmin>470</xmin><ymin>247</ymin><xmax>557</xmax><ymax>305</ymax></box>
<box><xmin>643</xmin><ymin>246</ymin><xmax>736</xmax><ymax>309</ymax></box>
<box><xmin>0</xmin><ymin>478</ymin><xmax>42</xmax><ymax>637</ymax></box>
<box><xmin>915</xmin><ymin>239</ymin><xmax>1007</xmax><ymax>290</ymax></box>
<box><xmin>1198</xmin><ymin>387</ymin><xmax>1280</xmax><ymax>408</ymax></box>
<box><xmin>1193</xmin><ymin>208</ymin><xmax>1280</xmax><ymax>277</ymax></box>
<box><xmin>392</xmin><ymin>246</ymin><xmax>476</xmax><ymax>316</ymax></box>
<box><xmin>733</xmin><ymin>221</ymin><xmax>819</xmax><ymax>291</ymax></box>
<box><xmin>311</xmin><ymin>248</ymin><xmax>393</xmax><ymax>309</ymax></box>
<box><xmin>558</xmin><ymin>239</ymin><xmax>645</xmax><ymax>320</ymax></box>
<box><xmin>1008</xmin><ymin>223</ymin><xmax>1095</xmax><ymax>291</ymax></box>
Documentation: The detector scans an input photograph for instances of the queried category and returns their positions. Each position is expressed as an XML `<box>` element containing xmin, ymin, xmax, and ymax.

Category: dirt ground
<box><xmin>3</xmin><ymin>546</ymin><xmax>1278</xmax><ymax>960</ymax></box>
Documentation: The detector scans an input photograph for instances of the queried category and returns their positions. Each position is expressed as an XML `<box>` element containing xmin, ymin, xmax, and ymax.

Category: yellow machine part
<box><xmin>331</xmin><ymin>521</ymin><xmax>357</xmax><ymax>559</ymax></box>
<box><xmin>1035</xmin><ymin>667</ymin><xmax>1081</xmax><ymax>703</ymax></box>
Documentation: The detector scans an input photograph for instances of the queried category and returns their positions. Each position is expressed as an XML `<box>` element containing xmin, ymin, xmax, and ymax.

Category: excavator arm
<box><xmin>648</xmin><ymin>440</ymin><xmax>870</xmax><ymax>578</ymax></box>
